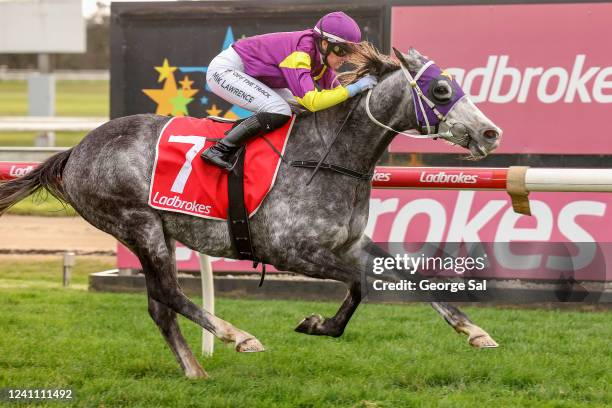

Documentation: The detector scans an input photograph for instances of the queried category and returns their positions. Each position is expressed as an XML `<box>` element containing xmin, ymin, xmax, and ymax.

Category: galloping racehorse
<box><xmin>0</xmin><ymin>48</ymin><xmax>502</xmax><ymax>378</ymax></box>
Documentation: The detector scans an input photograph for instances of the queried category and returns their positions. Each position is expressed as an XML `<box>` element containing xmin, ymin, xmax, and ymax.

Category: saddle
<box><xmin>149</xmin><ymin>115</ymin><xmax>295</xmax><ymax>284</ymax></box>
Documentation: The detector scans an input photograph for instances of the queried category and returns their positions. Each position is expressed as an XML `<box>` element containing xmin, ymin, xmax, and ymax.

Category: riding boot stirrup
<box><xmin>200</xmin><ymin>115</ymin><xmax>264</xmax><ymax>170</ymax></box>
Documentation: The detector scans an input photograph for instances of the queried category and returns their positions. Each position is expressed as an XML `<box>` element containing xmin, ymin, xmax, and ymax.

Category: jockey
<box><xmin>201</xmin><ymin>11</ymin><xmax>378</xmax><ymax>170</ymax></box>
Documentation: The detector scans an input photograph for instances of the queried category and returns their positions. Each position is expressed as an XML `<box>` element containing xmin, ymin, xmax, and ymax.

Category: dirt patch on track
<box><xmin>0</xmin><ymin>215</ymin><xmax>115</xmax><ymax>254</ymax></box>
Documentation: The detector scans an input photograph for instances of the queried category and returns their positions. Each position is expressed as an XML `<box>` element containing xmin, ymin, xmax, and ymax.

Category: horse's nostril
<box><xmin>483</xmin><ymin>129</ymin><xmax>499</xmax><ymax>141</ymax></box>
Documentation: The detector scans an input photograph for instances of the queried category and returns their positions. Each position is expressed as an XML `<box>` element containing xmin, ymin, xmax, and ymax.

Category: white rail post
<box><xmin>63</xmin><ymin>251</ymin><xmax>75</xmax><ymax>287</ymax></box>
<box><xmin>199</xmin><ymin>253</ymin><xmax>215</xmax><ymax>356</ymax></box>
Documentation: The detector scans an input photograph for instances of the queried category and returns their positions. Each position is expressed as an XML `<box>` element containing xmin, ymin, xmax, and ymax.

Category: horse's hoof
<box><xmin>469</xmin><ymin>333</ymin><xmax>499</xmax><ymax>348</ymax></box>
<box><xmin>294</xmin><ymin>313</ymin><xmax>325</xmax><ymax>334</ymax></box>
<box><xmin>235</xmin><ymin>336</ymin><xmax>265</xmax><ymax>353</ymax></box>
<box><xmin>185</xmin><ymin>368</ymin><xmax>209</xmax><ymax>379</ymax></box>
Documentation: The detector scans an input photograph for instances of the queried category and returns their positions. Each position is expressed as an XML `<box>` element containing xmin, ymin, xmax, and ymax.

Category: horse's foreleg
<box><xmin>361</xmin><ymin>239</ymin><xmax>499</xmax><ymax>348</ymax></box>
<box><xmin>295</xmin><ymin>281</ymin><xmax>361</xmax><ymax>337</ymax></box>
<box><xmin>431</xmin><ymin>302</ymin><xmax>499</xmax><ymax>348</ymax></box>
<box><xmin>290</xmin><ymin>241</ymin><xmax>370</xmax><ymax>337</ymax></box>
<box><xmin>147</xmin><ymin>296</ymin><xmax>208</xmax><ymax>378</ymax></box>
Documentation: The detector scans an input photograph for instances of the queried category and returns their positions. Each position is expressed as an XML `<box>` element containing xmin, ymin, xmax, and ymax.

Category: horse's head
<box><xmin>390</xmin><ymin>47</ymin><xmax>502</xmax><ymax>159</ymax></box>
<box><xmin>344</xmin><ymin>43</ymin><xmax>502</xmax><ymax>159</ymax></box>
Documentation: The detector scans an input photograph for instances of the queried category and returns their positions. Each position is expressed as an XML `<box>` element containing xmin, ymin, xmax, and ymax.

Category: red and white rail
<box><xmin>4</xmin><ymin>162</ymin><xmax>612</xmax><ymax>191</ymax></box>
<box><xmin>4</xmin><ymin>162</ymin><xmax>612</xmax><ymax>213</ymax></box>
<box><xmin>0</xmin><ymin>162</ymin><xmax>40</xmax><ymax>181</ymax></box>
<box><xmin>371</xmin><ymin>166</ymin><xmax>612</xmax><ymax>192</ymax></box>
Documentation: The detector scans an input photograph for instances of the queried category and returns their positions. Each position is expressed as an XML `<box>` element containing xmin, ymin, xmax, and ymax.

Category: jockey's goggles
<box><xmin>329</xmin><ymin>43</ymin><xmax>350</xmax><ymax>57</ymax></box>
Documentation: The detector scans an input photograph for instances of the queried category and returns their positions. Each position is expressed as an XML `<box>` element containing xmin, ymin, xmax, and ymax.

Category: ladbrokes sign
<box><xmin>419</xmin><ymin>171</ymin><xmax>478</xmax><ymax>184</ymax></box>
<box><xmin>448</xmin><ymin>55</ymin><xmax>611</xmax><ymax>105</ymax></box>
<box><xmin>390</xmin><ymin>3</ymin><xmax>612</xmax><ymax>154</ymax></box>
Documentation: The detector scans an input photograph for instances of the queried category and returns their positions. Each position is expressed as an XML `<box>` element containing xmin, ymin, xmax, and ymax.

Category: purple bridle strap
<box><xmin>406</xmin><ymin>59</ymin><xmax>466</xmax><ymax>134</ymax></box>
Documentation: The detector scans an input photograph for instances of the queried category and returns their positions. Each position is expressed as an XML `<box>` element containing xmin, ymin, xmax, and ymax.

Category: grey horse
<box><xmin>0</xmin><ymin>48</ymin><xmax>502</xmax><ymax>379</ymax></box>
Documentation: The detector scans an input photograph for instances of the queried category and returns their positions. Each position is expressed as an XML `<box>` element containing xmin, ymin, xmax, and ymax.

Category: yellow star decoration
<box><xmin>179</xmin><ymin>75</ymin><xmax>194</xmax><ymax>90</ymax></box>
<box><xmin>143</xmin><ymin>75</ymin><xmax>179</xmax><ymax>115</ymax></box>
<box><xmin>206</xmin><ymin>104</ymin><xmax>222</xmax><ymax>117</ymax></box>
<box><xmin>143</xmin><ymin>67</ymin><xmax>198</xmax><ymax>116</ymax></box>
<box><xmin>441</xmin><ymin>70</ymin><xmax>453</xmax><ymax>80</ymax></box>
<box><xmin>154</xmin><ymin>58</ymin><xmax>177</xmax><ymax>83</ymax></box>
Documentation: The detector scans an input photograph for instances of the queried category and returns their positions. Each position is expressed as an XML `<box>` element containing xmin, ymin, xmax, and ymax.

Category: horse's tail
<box><xmin>0</xmin><ymin>148</ymin><xmax>73</xmax><ymax>215</ymax></box>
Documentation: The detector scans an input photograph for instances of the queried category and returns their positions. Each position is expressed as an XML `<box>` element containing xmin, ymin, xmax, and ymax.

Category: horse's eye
<box><xmin>431</xmin><ymin>80</ymin><xmax>452</xmax><ymax>103</ymax></box>
<box><xmin>433</xmin><ymin>83</ymin><xmax>451</xmax><ymax>98</ymax></box>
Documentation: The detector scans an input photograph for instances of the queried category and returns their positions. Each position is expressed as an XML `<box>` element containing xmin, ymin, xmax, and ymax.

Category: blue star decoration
<box><xmin>177</xmin><ymin>27</ymin><xmax>248</xmax><ymax>118</ymax></box>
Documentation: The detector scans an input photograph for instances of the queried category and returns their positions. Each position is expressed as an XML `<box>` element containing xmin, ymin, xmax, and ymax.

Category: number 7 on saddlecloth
<box><xmin>168</xmin><ymin>135</ymin><xmax>207</xmax><ymax>194</ymax></box>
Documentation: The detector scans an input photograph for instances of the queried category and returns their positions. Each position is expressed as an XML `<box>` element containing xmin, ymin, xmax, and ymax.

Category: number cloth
<box><xmin>149</xmin><ymin>115</ymin><xmax>295</xmax><ymax>220</ymax></box>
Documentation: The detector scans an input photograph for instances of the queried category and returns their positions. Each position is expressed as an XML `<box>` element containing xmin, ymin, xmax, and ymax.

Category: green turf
<box><xmin>5</xmin><ymin>191</ymin><xmax>76</xmax><ymax>217</ymax></box>
<box><xmin>0</xmin><ymin>80</ymin><xmax>109</xmax><ymax>117</ymax></box>
<box><xmin>0</xmin><ymin>256</ymin><xmax>111</xmax><ymax>286</ymax></box>
<box><xmin>0</xmin><ymin>79</ymin><xmax>108</xmax><ymax>149</ymax></box>
<box><xmin>0</xmin><ymin>131</ymin><xmax>86</xmax><ymax>147</ymax></box>
<box><xmin>0</xmin><ymin>260</ymin><xmax>610</xmax><ymax>407</ymax></box>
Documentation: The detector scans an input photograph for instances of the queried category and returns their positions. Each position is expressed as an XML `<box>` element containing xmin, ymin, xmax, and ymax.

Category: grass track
<box><xmin>1</xmin><ymin>259</ymin><xmax>610</xmax><ymax>407</ymax></box>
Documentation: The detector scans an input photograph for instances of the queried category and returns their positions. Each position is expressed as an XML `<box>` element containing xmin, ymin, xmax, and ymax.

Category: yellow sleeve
<box><xmin>279</xmin><ymin>51</ymin><xmax>350</xmax><ymax>112</ymax></box>
<box><xmin>279</xmin><ymin>51</ymin><xmax>312</xmax><ymax>70</ymax></box>
<box><xmin>296</xmin><ymin>86</ymin><xmax>350</xmax><ymax>112</ymax></box>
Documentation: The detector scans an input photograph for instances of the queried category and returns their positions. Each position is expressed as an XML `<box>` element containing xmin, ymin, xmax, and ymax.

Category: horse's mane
<box><xmin>337</xmin><ymin>42</ymin><xmax>400</xmax><ymax>86</ymax></box>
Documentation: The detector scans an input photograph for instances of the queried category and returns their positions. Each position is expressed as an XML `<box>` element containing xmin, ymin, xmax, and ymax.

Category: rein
<box><xmin>303</xmin><ymin>95</ymin><xmax>362</xmax><ymax>185</ymax></box>
<box><xmin>260</xmin><ymin>96</ymin><xmax>373</xmax><ymax>183</ymax></box>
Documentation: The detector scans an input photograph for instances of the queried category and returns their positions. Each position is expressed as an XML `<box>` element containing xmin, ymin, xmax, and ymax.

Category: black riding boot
<box><xmin>200</xmin><ymin>112</ymin><xmax>290</xmax><ymax>170</ymax></box>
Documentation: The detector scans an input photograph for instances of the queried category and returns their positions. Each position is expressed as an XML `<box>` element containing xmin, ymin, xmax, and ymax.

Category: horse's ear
<box><xmin>392</xmin><ymin>47</ymin><xmax>408</xmax><ymax>67</ymax></box>
<box><xmin>392</xmin><ymin>47</ymin><xmax>403</xmax><ymax>60</ymax></box>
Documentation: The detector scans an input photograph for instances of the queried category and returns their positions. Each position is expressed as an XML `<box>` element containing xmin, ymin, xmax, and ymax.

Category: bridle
<box><xmin>365</xmin><ymin>52</ymin><xmax>472</xmax><ymax>148</ymax></box>
<box><xmin>288</xmin><ymin>56</ymin><xmax>474</xmax><ymax>184</ymax></box>
<box><xmin>285</xmin><ymin>52</ymin><xmax>476</xmax><ymax>183</ymax></box>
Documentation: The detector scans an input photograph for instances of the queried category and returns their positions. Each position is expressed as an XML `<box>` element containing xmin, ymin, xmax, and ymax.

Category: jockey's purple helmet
<box><xmin>313</xmin><ymin>12</ymin><xmax>361</xmax><ymax>43</ymax></box>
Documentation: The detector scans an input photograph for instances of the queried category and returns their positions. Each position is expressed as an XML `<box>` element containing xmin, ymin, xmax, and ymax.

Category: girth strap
<box><xmin>290</xmin><ymin>160</ymin><xmax>373</xmax><ymax>181</ymax></box>
<box><xmin>227</xmin><ymin>147</ymin><xmax>266</xmax><ymax>286</ymax></box>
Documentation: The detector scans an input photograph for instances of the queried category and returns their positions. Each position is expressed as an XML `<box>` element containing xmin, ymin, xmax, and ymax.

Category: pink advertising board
<box><xmin>117</xmin><ymin>190</ymin><xmax>612</xmax><ymax>281</ymax></box>
<box><xmin>390</xmin><ymin>3</ymin><xmax>612</xmax><ymax>154</ymax></box>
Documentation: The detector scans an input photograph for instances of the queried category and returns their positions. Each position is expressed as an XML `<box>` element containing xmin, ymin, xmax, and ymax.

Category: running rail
<box><xmin>371</xmin><ymin>166</ymin><xmax>612</xmax><ymax>214</ymax></box>
<box><xmin>4</xmin><ymin>162</ymin><xmax>612</xmax><ymax>214</ymax></box>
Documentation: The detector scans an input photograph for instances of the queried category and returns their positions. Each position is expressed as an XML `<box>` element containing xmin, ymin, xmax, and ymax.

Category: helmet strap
<box><xmin>316</xmin><ymin>38</ymin><xmax>330</xmax><ymax>67</ymax></box>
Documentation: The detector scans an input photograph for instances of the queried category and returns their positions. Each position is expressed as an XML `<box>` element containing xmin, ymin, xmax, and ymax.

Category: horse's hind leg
<box><xmin>143</xmin><ymin>237</ymin><xmax>206</xmax><ymax>378</ymax></box>
<box><xmin>148</xmin><ymin>296</ymin><xmax>207</xmax><ymax>378</ymax></box>
<box><xmin>132</xmin><ymin>214</ymin><xmax>264</xmax><ymax>354</ymax></box>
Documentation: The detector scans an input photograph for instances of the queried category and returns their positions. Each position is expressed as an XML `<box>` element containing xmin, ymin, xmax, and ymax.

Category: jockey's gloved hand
<box><xmin>346</xmin><ymin>75</ymin><xmax>378</xmax><ymax>97</ymax></box>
